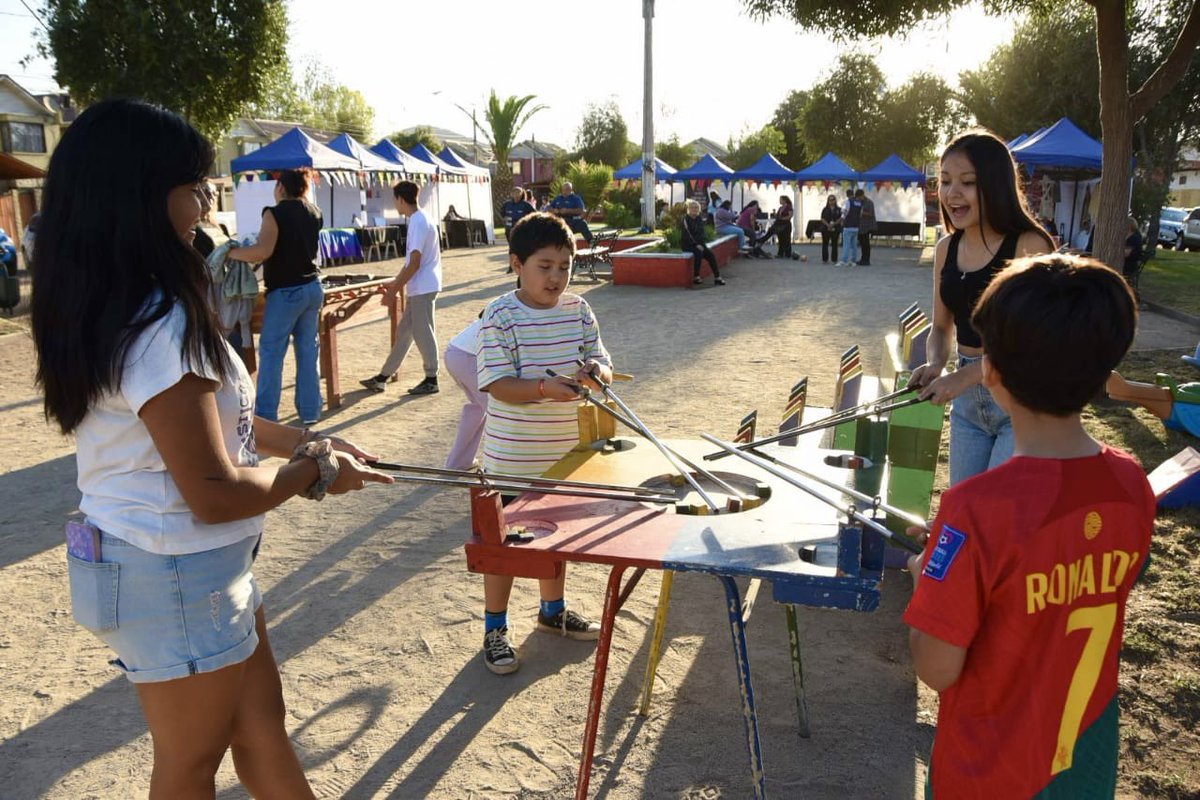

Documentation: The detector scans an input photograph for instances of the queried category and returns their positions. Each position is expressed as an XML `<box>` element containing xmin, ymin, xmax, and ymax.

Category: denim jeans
<box><xmin>256</xmin><ymin>279</ymin><xmax>323</xmax><ymax>422</ymax></box>
<box><xmin>948</xmin><ymin>355</ymin><xmax>1013</xmax><ymax>486</ymax></box>
<box><xmin>716</xmin><ymin>224</ymin><xmax>746</xmax><ymax>250</ymax></box>
<box><xmin>841</xmin><ymin>227</ymin><xmax>860</xmax><ymax>263</ymax></box>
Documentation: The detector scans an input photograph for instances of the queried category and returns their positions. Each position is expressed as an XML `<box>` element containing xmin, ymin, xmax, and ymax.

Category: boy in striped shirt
<box><xmin>475</xmin><ymin>212</ymin><xmax>613</xmax><ymax>674</ymax></box>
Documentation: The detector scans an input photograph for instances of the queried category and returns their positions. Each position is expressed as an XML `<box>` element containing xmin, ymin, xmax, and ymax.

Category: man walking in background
<box><xmin>856</xmin><ymin>188</ymin><xmax>876</xmax><ymax>266</ymax></box>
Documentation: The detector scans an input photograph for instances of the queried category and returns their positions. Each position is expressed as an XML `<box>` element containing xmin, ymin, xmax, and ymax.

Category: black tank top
<box><xmin>938</xmin><ymin>230</ymin><xmax>1018</xmax><ymax>349</ymax></box>
<box><xmin>262</xmin><ymin>199</ymin><xmax>322</xmax><ymax>291</ymax></box>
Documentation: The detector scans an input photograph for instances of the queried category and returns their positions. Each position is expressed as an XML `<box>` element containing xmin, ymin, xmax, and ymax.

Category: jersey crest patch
<box><xmin>923</xmin><ymin>525</ymin><xmax>967</xmax><ymax>581</ymax></box>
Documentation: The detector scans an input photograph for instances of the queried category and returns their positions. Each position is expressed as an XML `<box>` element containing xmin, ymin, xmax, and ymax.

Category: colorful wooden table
<box><xmin>464</xmin><ymin>434</ymin><xmax>889</xmax><ymax>799</ymax></box>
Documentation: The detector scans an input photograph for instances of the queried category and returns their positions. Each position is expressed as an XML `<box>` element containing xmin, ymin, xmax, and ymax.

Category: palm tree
<box><xmin>464</xmin><ymin>91</ymin><xmax>547</xmax><ymax>222</ymax></box>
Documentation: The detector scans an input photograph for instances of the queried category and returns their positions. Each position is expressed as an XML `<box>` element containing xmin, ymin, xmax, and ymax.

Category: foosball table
<box><xmin>245</xmin><ymin>273</ymin><xmax>404</xmax><ymax>410</ymax></box>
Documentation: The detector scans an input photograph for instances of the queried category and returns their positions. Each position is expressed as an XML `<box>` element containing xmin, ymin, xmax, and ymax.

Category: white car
<box><xmin>1159</xmin><ymin>207</ymin><xmax>1187</xmax><ymax>249</ymax></box>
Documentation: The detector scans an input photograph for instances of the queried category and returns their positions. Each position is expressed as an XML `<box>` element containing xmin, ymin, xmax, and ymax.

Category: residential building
<box><xmin>686</xmin><ymin>137</ymin><xmax>729</xmax><ymax>160</ymax></box>
<box><xmin>213</xmin><ymin>117</ymin><xmax>339</xmax><ymax>177</ymax></box>
<box><xmin>0</xmin><ymin>75</ymin><xmax>65</xmax><ymax>258</ymax></box>
<box><xmin>1168</xmin><ymin>148</ymin><xmax>1200</xmax><ymax>208</ymax></box>
<box><xmin>396</xmin><ymin>125</ymin><xmax>492</xmax><ymax>165</ymax></box>
<box><xmin>509</xmin><ymin>139</ymin><xmax>563</xmax><ymax>189</ymax></box>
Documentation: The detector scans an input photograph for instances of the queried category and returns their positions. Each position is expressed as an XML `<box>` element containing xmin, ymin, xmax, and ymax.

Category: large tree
<box><xmin>574</xmin><ymin>101</ymin><xmax>632</xmax><ymax>168</ymax></box>
<box><xmin>744</xmin><ymin>0</ymin><xmax>1200</xmax><ymax>269</ymax></box>
<box><xmin>772</xmin><ymin>89</ymin><xmax>811</xmax><ymax>169</ymax></box>
<box><xmin>38</xmin><ymin>0</ymin><xmax>288</xmax><ymax>141</ymax></box>
<box><xmin>249</xmin><ymin>58</ymin><xmax>374</xmax><ymax>139</ymax></box>
<box><xmin>387</xmin><ymin>127</ymin><xmax>443</xmax><ymax>152</ymax></box>
<box><xmin>655</xmin><ymin>135</ymin><xmax>696</xmax><ymax>169</ymax></box>
<box><xmin>473</xmin><ymin>91</ymin><xmax>546</xmax><ymax>221</ymax></box>
<box><xmin>726</xmin><ymin>125</ymin><xmax>787</xmax><ymax>170</ymax></box>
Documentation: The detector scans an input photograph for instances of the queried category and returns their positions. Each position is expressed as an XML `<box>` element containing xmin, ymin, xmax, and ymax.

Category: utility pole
<box><xmin>640</xmin><ymin>0</ymin><xmax>655</xmax><ymax>232</ymax></box>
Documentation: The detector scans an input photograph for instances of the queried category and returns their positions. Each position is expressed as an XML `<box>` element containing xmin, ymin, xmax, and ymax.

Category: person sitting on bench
<box><xmin>548</xmin><ymin>182</ymin><xmax>593</xmax><ymax>245</ymax></box>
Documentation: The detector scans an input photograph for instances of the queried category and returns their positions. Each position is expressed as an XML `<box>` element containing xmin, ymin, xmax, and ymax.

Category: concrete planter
<box><xmin>610</xmin><ymin>234</ymin><xmax>741</xmax><ymax>288</ymax></box>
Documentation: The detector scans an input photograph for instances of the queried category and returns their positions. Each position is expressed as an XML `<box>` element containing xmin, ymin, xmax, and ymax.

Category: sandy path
<box><xmin>0</xmin><ymin>242</ymin><xmax>1193</xmax><ymax>799</ymax></box>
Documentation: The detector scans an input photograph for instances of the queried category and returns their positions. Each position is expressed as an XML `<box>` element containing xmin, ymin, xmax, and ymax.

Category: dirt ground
<box><xmin>1</xmin><ymin>242</ymin><xmax>1196</xmax><ymax>799</ymax></box>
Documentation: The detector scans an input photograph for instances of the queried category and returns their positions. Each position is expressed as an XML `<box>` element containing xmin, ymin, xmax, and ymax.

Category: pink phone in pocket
<box><xmin>66</xmin><ymin>521</ymin><xmax>102</xmax><ymax>562</ymax></box>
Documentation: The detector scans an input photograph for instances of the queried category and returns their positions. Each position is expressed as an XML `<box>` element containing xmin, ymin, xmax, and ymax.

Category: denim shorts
<box><xmin>66</xmin><ymin>532</ymin><xmax>263</xmax><ymax>683</ymax></box>
<box><xmin>948</xmin><ymin>354</ymin><xmax>1013</xmax><ymax>486</ymax></box>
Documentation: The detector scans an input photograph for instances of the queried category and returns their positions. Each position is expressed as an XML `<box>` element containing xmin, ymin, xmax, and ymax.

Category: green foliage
<box><xmin>726</xmin><ymin>125</ymin><xmax>786</xmax><ymax>170</ymax></box>
<box><xmin>744</xmin><ymin>0</ymin><xmax>978</xmax><ymax>41</ymax></box>
<box><xmin>655</xmin><ymin>135</ymin><xmax>695</xmax><ymax>169</ymax></box>
<box><xmin>600</xmin><ymin>200</ymin><xmax>637</xmax><ymax>229</ymax></box>
<box><xmin>772</xmin><ymin>89</ymin><xmax>810</xmax><ymax>169</ymax></box>
<box><xmin>388</xmin><ymin>126</ymin><xmax>443</xmax><ymax>152</ymax></box>
<box><xmin>957</xmin><ymin>9</ymin><xmax>1099</xmax><ymax>139</ymax></box>
<box><xmin>606</xmin><ymin>183</ymin><xmax>643</xmax><ymax>211</ymax></box>
<box><xmin>475</xmin><ymin>91</ymin><xmax>545</xmax><ymax>222</ymax></box>
<box><xmin>574</xmin><ymin>100</ymin><xmax>631</xmax><ymax>168</ymax></box>
<box><xmin>249</xmin><ymin>57</ymin><xmax>375</xmax><ymax>139</ymax></box>
<box><xmin>38</xmin><ymin>0</ymin><xmax>289</xmax><ymax>141</ymax></box>
<box><xmin>658</xmin><ymin>202</ymin><xmax>689</xmax><ymax>236</ymax></box>
<box><xmin>550</xmin><ymin>160</ymin><xmax>613</xmax><ymax>210</ymax></box>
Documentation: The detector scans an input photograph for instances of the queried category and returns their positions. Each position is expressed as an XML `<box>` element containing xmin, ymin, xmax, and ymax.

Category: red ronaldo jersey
<box><xmin>904</xmin><ymin>446</ymin><xmax>1154</xmax><ymax>798</ymax></box>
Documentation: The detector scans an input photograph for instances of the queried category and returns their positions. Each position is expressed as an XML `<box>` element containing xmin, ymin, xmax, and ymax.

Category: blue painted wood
<box><xmin>720</xmin><ymin>576</ymin><xmax>766</xmax><ymax>800</ymax></box>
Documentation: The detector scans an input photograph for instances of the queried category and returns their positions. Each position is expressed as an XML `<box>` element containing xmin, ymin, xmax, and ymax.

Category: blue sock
<box><xmin>484</xmin><ymin>609</ymin><xmax>507</xmax><ymax>633</ymax></box>
<box><xmin>541</xmin><ymin>597</ymin><xmax>565</xmax><ymax>619</ymax></box>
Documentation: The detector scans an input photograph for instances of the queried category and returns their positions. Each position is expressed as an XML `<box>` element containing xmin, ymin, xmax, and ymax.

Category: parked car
<box><xmin>1159</xmin><ymin>206</ymin><xmax>1188</xmax><ymax>249</ymax></box>
<box><xmin>0</xmin><ymin>228</ymin><xmax>16</xmax><ymax>275</ymax></box>
<box><xmin>1179</xmin><ymin>207</ymin><xmax>1200</xmax><ymax>250</ymax></box>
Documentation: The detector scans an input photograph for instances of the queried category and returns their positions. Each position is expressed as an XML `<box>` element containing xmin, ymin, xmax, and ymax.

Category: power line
<box><xmin>17</xmin><ymin>0</ymin><xmax>48</xmax><ymax>32</ymax></box>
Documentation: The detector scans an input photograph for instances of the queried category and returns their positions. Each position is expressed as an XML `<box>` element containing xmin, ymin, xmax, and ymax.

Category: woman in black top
<box><xmin>819</xmin><ymin>194</ymin><xmax>842</xmax><ymax>263</ymax></box>
<box><xmin>681</xmin><ymin>200</ymin><xmax>725</xmax><ymax>286</ymax></box>
<box><xmin>1123</xmin><ymin>217</ymin><xmax>1144</xmax><ymax>280</ymax></box>
<box><xmin>229</xmin><ymin>168</ymin><xmax>325</xmax><ymax>423</ymax></box>
<box><xmin>908</xmin><ymin>130</ymin><xmax>1053</xmax><ymax>485</ymax></box>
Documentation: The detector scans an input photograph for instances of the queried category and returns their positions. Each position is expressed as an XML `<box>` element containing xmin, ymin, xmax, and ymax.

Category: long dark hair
<box><xmin>32</xmin><ymin>98</ymin><xmax>231</xmax><ymax>433</ymax></box>
<box><xmin>940</xmin><ymin>129</ymin><xmax>1052</xmax><ymax>249</ymax></box>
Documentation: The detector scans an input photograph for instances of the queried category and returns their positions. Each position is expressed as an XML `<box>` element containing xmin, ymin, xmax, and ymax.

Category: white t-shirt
<box><xmin>405</xmin><ymin>209</ymin><xmax>443</xmax><ymax>296</ymax></box>
<box><xmin>76</xmin><ymin>302</ymin><xmax>263</xmax><ymax>555</ymax></box>
<box><xmin>449</xmin><ymin>317</ymin><xmax>482</xmax><ymax>355</ymax></box>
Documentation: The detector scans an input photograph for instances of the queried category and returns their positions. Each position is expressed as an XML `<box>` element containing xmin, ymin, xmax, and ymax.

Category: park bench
<box><xmin>574</xmin><ymin>228</ymin><xmax>619</xmax><ymax>281</ymax></box>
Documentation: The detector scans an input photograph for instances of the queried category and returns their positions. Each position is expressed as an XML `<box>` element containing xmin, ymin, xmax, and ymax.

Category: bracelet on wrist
<box><xmin>289</xmin><ymin>437</ymin><xmax>338</xmax><ymax>501</ymax></box>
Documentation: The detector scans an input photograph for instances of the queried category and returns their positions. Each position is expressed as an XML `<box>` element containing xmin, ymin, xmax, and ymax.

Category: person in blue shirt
<box><xmin>548</xmin><ymin>181</ymin><xmax>593</xmax><ymax>244</ymax></box>
<box><xmin>501</xmin><ymin>187</ymin><xmax>536</xmax><ymax>240</ymax></box>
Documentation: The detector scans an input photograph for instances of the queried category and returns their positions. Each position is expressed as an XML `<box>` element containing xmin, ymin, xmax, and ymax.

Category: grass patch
<box><xmin>1141</xmin><ymin>249</ymin><xmax>1200</xmax><ymax>316</ymax></box>
<box><xmin>1090</xmin><ymin>347</ymin><xmax>1200</xmax><ymax>797</ymax></box>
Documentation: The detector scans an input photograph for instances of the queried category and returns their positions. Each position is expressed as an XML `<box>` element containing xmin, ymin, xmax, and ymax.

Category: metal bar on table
<box><xmin>373</xmin><ymin>470</ymin><xmax>677</xmax><ymax>505</ymax></box>
<box><xmin>703</xmin><ymin>394</ymin><xmax>927</xmax><ymax>461</ymax></box>
<box><xmin>551</xmin><ymin>368</ymin><xmax>720</xmax><ymax>512</ymax></box>
<box><xmin>700</xmin><ymin>434</ymin><xmax>925</xmax><ymax>554</ymax></box>
<box><xmin>370</xmin><ymin>461</ymin><xmax>664</xmax><ymax>496</ymax></box>
<box><xmin>785</xmin><ymin>605</ymin><xmax>812</xmax><ymax>738</ymax></box>
<box><xmin>745</xmin><ymin>448</ymin><xmax>930</xmax><ymax>531</ymax></box>
<box><xmin>720</xmin><ymin>575</ymin><xmax>767</xmax><ymax>800</ymax></box>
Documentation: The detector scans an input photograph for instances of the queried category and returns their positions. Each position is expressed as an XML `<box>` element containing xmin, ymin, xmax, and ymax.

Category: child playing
<box><xmin>475</xmin><ymin>212</ymin><xmax>613</xmax><ymax>674</ymax></box>
<box><xmin>905</xmin><ymin>254</ymin><xmax>1155</xmax><ymax>798</ymax></box>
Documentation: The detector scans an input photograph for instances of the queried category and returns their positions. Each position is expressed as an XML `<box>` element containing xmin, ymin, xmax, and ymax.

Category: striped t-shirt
<box><xmin>477</xmin><ymin>291</ymin><xmax>611</xmax><ymax>477</ymax></box>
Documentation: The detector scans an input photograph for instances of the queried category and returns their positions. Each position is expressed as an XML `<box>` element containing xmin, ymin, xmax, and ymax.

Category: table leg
<box><xmin>322</xmin><ymin>323</ymin><xmax>341</xmax><ymax>410</ymax></box>
<box><xmin>719</xmin><ymin>575</ymin><xmax>766</xmax><ymax>800</ymax></box>
<box><xmin>576</xmin><ymin>564</ymin><xmax>629</xmax><ymax>800</ymax></box>
<box><xmin>638</xmin><ymin>569</ymin><xmax>675</xmax><ymax>716</ymax></box>
<box><xmin>785</xmin><ymin>604</ymin><xmax>811</xmax><ymax>738</ymax></box>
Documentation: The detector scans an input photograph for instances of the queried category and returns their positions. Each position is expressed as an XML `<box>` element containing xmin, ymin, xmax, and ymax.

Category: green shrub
<box><xmin>600</xmin><ymin>200</ymin><xmax>637</xmax><ymax>229</ymax></box>
<box><xmin>550</xmin><ymin>160</ymin><xmax>613</xmax><ymax>211</ymax></box>
<box><xmin>658</xmin><ymin>202</ymin><xmax>689</xmax><ymax>237</ymax></box>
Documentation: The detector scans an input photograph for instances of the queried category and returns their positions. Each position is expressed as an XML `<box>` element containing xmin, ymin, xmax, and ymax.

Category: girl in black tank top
<box><xmin>909</xmin><ymin>129</ymin><xmax>1053</xmax><ymax>486</ymax></box>
<box><xmin>938</xmin><ymin>230</ymin><xmax>1019</xmax><ymax>349</ymax></box>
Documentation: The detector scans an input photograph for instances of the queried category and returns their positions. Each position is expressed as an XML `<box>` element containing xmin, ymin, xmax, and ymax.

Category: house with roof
<box><xmin>0</xmin><ymin>76</ymin><xmax>66</xmax><ymax>253</ymax></box>
<box><xmin>1168</xmin><ymin>148</ymin><xmax>1200</xmax><ymax>209</ymax></box>
<box><xmin>509</xmin><ymin>139</ymin><xmax>564</xmax><ymax>189</ymax></box>
<box><xmin>213</xmin><ymin>118</ymin><xmax>341</xmax><ymax>177</ymax></box>
<box><xmin>396</xmin><ymin>125</ymin><xmax>493</xmax><ymax>166</ymax></box>
<box><xmin>687</xmin><ymin>137</ymin><xmax>729</xmax><ymax>161</ymax></box>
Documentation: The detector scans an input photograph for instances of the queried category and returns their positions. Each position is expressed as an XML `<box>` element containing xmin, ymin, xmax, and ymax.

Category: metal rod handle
<box><xmin>699</xmin><ymin>435</ymin><xmax>924</xmax><ymax>554</ymax></box>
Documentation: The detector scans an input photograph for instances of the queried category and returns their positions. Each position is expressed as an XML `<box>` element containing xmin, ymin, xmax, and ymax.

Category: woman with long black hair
<box><xmin>909</xmin><ymin>129</ymin><xmax>1054</xmax><ymax>484</ymax></box>
<box><xmin>32</xmin><ymin>98</ymin><xmax>390</xmax><ymax>798</ymax></box>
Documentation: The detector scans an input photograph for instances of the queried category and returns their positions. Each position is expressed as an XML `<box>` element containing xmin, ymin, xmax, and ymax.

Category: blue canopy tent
<box><xmin>328</xmin><ymin>133</ymin><xmax>405</xmax><ymax>172</ymax></box>
<box><xmin>369</xmin><ymin>139</ymin><xmax>438</xmax><ymax>176</ymax></box>
<box><xmin>859</xmin><ymin>154</ymin><xmax>925</xmax><ymax>186</ymax></box>
<box><xmin>1010</xmin><ymin>117</ymin><xmax>1105</xmax><ymax>241</ymax></box>
<box><xmin>1007</xmin><ymin>133</ymin><xmax>1028</xmax><ymax>149</ymax></box>
<box><xmin>794</xmin><ymin>152</ymin><xmax>860</xmax><ymax>184</ymax></box>
<box><xmin>438</xmin><ymin>146</ymin><xmax>489</xmax><ymax>175</ymax></box>
<box><xmin>438</xmin><ymin>146</ymin><xmax>495</xmax><ymax>242</ymax></box>
<box><xmin>231</xmin><ymin>127</ymin><xmax>362</xmax><ymax>233</ymax></box>
<box><xmin>674</xmin><ymin>154</ymin><xmax>736</xmax><ymax>208</ymax></box>
<box><xmin>614</xmin><ymin>157</ymin><xmax>680</xmax><ymax>211</ymax></box>
<box><xmin>732</xmin><ymin>154</ymin><xmax>797</xmax><ymax>236</ymax></box>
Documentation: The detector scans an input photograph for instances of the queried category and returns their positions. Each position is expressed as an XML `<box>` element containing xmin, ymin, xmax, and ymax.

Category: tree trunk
<box><xmin>493</xmin><ymin>165</ymin><xmax>513</xmax><ymax>226</ymax></box>
<box><xmin>1092</xmin><ymin>0</ymin><xmax>1134</xmax><ymax>271</ymax></box>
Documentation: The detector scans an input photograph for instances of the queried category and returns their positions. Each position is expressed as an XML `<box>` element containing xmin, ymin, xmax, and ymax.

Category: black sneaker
<box><xmin>714</xmin><ymin>277</ymin><xmax>726</xmax><ymax>286</ymax></box>
<box><xmin>359</xmin><ymin>376</ymin><xmax>387</xmax><ymax>393</ymax></box>
<box><xmin>407</xmin><ymin>378</ymin><xmax>439</xmax><ymax>395</ymax></box>
<box><xmin>537</xmin><ymin>608</ymin><xmax>601</xmax><ymax>640</ymax></box>
<box><xmin>483</xmin><ymin>627</ymin><xmax>519</xmax><ymax>674</ymax></box>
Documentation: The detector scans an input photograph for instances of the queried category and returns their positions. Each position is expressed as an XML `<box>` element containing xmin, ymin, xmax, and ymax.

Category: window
<box><xmin>510</xmin><ymin>161</ymin><xmax>522</xmax><ymax>175</ymax></box>
<box><xmin>1182</xmin><ymin>175</ymin><xmax>1189</xmax><ymax>185</ymax></box>
<box><xmin>0</xmin><ymin>121</ymin><xmax>46</xmax><ymax>153</ymax></box>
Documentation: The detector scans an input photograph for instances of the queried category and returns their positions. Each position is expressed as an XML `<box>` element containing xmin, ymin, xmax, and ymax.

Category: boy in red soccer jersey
<box><xmin>904</xmin><ymin>254</ymin><xmax>1155</xmax><ymax>798</ymax></box>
